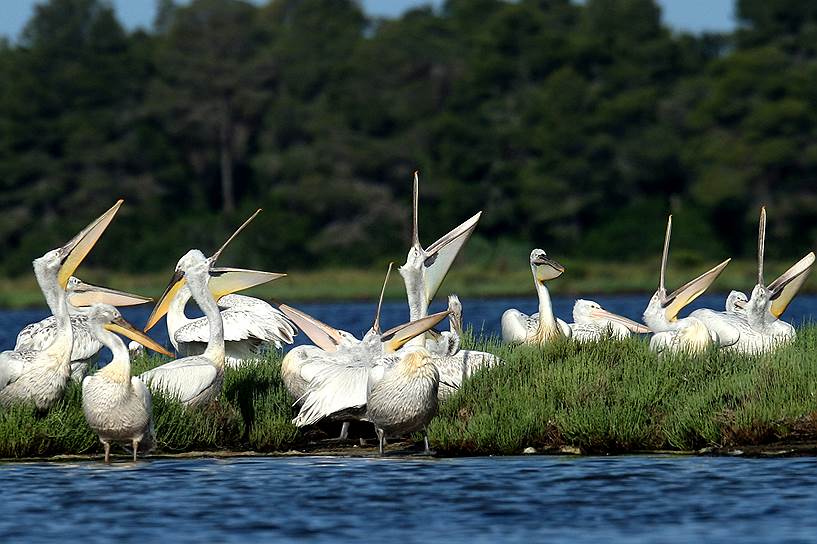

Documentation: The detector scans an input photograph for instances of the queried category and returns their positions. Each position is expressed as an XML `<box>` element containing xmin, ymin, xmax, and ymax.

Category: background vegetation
<box><xmin>1</xmin><ymin>0</ymin><xmax>816</xmax><ymax>279</ymax></box>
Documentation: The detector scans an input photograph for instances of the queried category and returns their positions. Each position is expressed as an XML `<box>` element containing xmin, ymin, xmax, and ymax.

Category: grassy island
<box><xmin>2</xmin><ymin>329</ymin><xmax>817</xmax><ymax>461</ymax></box>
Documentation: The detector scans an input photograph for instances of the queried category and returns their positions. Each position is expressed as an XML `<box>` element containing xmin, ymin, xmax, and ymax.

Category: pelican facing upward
<box><xmin>81</xmin><ymin>304</ymin><xmax>171</xmax><ymax>463</ymax></box>
<box><xmin>15</xmin><ymin>276</ymin><xmax>152</xmax><ymax>382</ymax></box>
<box><xmin>145</xmin><ymin>210</ymin><xmax>295</xmax><ymax>367</ymax></box>
<box><xmin>501</xmin><ymin>249</ymin><xmax>570</xmax><ymax>344</ymax></box>
<box><xmin>642</xmin><ymin>216</ymin><xmax>731</xmax><ymax>355</ymax></box>
<box><xmin>0</xmin><ymin>201</ymin><xmax>124</xmax><ymax>410</ymax></box>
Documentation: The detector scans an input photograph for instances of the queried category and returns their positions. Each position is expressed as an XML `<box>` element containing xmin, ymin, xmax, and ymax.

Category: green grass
<box><xmin>2</xmin><ymin>329</ymin><xmax>817</xmax><ymax>459</ymax></box>
<box><xmin>0</xmin><ymin>258</ymin><xmax>804</xmax><ymax>308</ymax></box>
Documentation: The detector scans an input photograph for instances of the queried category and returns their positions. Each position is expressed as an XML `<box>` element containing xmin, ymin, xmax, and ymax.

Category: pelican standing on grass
<box><xmin>501</xmin><ymin>249</ymin><xmax>571</xmax><ymax>344</ymax></box>
<box><xmin>81</xmin><ymin>304</ymin><xmax>171</xmax><ymax>463</ymax></box>
<box><xmin>692</xmin><ymin>208</ymin><xmax>814</xmax><ymax>353</ymax></box>
<box><xmin>568</xmin><ymin>299</ymin><xmax>651</xmax><ymax>342</ymax></box>
<box><xmin>400</xmin><ymin>172</ymin><xmax>498</xmax><ymax>397</ymax></box>
<box><xmin>145</xmin><ymin>210</ymin><xmax>295</xmax><ymax>367</ymax></box>
<box><xmin>642</xmin><ymin>216</ymin><xmax>731</xmax><ymax>355</ymax></box>
<box><xmin>0</xmin><ymin>201</ymin><xmax>124</xmax><ymax>410</ymax></box>
<box><xmin>15</xmin><ymin>276</ymin><xmax>152</xmax><ymax>382</ymax></box>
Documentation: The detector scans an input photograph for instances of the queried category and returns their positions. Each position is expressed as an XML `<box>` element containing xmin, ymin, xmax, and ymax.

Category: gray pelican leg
<box><xmin>339</xmin><ymin>421</ymin><xmax>350</xmax><ymax>441</ymax></box>
<box><xmin>132</xmin><ymin>439</ymin><xmax>139</xmax><ymax>462</ymax></box>
<box><xmin>376</xmin><ymin>428</ymin><xmax>385</xmax><ymax>456</ymax></box>
<box><xmin>423</xmin><ymin>427</ymin><xmax>432</xmax><ymax>455</ymax></box>
<box><xmin>103</xmin><ymin>441</ymin><xmax>111</xmax><ymax>464</ymax></box>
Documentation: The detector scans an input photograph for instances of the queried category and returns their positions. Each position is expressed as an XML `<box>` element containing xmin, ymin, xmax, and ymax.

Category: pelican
<box><xmin>501</xmin><ymin>249</ymin><xmax>571</xmax><ymax>344</ymax></box>
<box><xmin>425</xmin><ymin>295</ymin><xmax>463</xmax><ymax>356</ymax></box>
<box><xmin>367</xmin><ymin>345</ymin><xmax>440</xmax><ymax>455</ymax></box>
<box><xmin>139</xmin><ymin>251</ymin><xmax>274</xmax><ymax>407</ymax></box>
<box><xmin>642</xmin><ymin>216</ymin><xmax>731</xmax><ymax>355</ymax></box>
<box><xmin>399</xmin><ymin>172</ymin><xmax>498</xmax><ymax>393</ymax></box>
<box><xmin>145</xmin><ymin>210</ymin><xmax>295</xmax><ymax>367</ymax></box>
<box><xmin>291</xmin><ymin>310</ymin><xmax>451</xmax><ymax>447</ymax></box>
<box><xmin>692</xmin><ymin>208</ymin><xmax>814</xmax><ymax>353</ymax></box>
<box><xmin>80</xmin><ymin>303</ymin><xmax>171</xmax><ymax>463</ymax></box>
<box><xmin>0</xmin><ymin>201</ymin><xmax>123</xmax><ymax>410</ymax></box>
<box><xmin>15</xmin><ymin>276</ymin><xmax>151</xmax><ymax>382</ymax></box>
<box><xmin>568</xmin><ymin>299</ymin><xmax>651</xmax><ymax>342</ymax></box>
<box><xmin>725</xmin><ymin>291</ymin><xmax>748</xmax><ymax>315</ymax></box>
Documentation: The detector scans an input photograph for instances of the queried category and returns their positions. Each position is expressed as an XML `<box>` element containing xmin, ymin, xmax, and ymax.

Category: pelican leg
<box><xmin>376</xmin><ymin>428</ymin><xmax>385</xmax><ymax>456</ymax></box>
<box><xmin>103</xmin><ymin>441</ymin><xmax>111</xmax><ymax>464</ymax></box>
<box><xmin>338</xmin><ymin>421</ymin><xmax>350</xmax><ymax>441</ymax></box>
<box><xmin>423</xmin><ymin>427</ymin><xmax>432</xmax><ymax>455</ymax></box>
<box><xmin>132</xmin><ymin>439</ymin><xmax>139</xmax><ymax>462</ymax></box>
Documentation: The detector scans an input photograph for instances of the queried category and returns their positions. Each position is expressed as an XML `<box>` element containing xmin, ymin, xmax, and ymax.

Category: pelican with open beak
<box><xmin>569</xmin><ymin>299</ymin><xmax>652</xmax><ymax>342</ymax></box>
<box><xmin>144</xmin><ymin>210</ymin><xmax>295</xmax><ymax>367</ymax></box>
<box><xmin>643</xmin><ymin>216</ymin><xmax>731</xmax><ymax>355</ymax></box>
<box><xmin>502</xmin><ymin>249</ymin><xmax>572</xmax><ymax>344</ymax></box>
<box><xmin>81</xmin><ymin>303</ymin><xmax>171</xmax><ymax>463</ymax></box>
<box><xmin>0</xmin><ymin>201</ymin><xmax>124</xmax><ymax>410</ymax></box>
<box><xmin>15</xmin><ymin>276</ymin><xmax>153</xmax><ymax>382</ymax></box>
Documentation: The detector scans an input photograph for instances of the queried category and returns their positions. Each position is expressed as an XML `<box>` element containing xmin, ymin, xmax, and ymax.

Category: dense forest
<box><xmin>0</xmin><ymin>0</ymin><xmax>815</xmax><ymax>276</ymax></box>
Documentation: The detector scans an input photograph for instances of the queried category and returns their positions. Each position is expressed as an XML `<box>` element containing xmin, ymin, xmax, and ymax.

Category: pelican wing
<box><xmin>292</xmin><ymin>363</ymin><xmax>370</xmax><ymax>427</ymax></box>
<box><xmin>0</xmin><ymin>350</ymin><xmax>33</xmax><ymax>389</ymax></box>
<box><xmin>422</xmin><ymin>212</ymin><xmax>481</xmax><ymax>304</ymax></box>
<box><xmin>688</xmin><ymin>309</ymin><xmax>741</xmax><ymax>347</ymax></box>
<box><xmin>15</xmin><ymin>315</ymin><xmax>102</xmax><ymax>361</ymax></box>
<box><xmin>175</xmin><ymin>295</ymin><xmax>296</xmax><ymax>347</ymax></box>
<box><xmin>139</xmin><ymin>357</ymin><xmax>217</xmax><ymax>405</ymax></box>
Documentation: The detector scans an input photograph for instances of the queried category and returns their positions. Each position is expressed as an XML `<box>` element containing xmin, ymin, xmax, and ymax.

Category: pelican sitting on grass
<box><xmin>692</xmin><ymin>207</ymin><xmax>814</xmax><ymax>353</ymax></box>
<box><xmin>145</xmin><ymin>210</ymin><xmax>295</xmax><ymax>367</ymax></box>
<box><xmin>501</xmin><ymin>249</ymin><xmax>570</xmax><ymax>344</ymax></box>
<box><xmin>642</xmin><ymin>216</ymin><xmax>731</xmax><ymax>355</ymax></box>
<box><xmin>81</xmin><ymin>304</ymin><xmax>171</xmax><ymax>463</ymax></box>
<box><xmin>569</xmin><ymin>299</ymin><xmax>651</xmax><ymax>342</ymax></box>
<box><xmin>140</xmin><ymin>251</ymin><xmax>274</xmax><ymax>407</ymax></box>
<box><xmin>0</xmin><ymin>201</ymin><xmax>123</xmax><ymax>410</ymax></box>
<box><xmin>15</xmin><ymin>276</ymin><xmax>152</xmax><ymax>382</ymax></box>
<box><xmin>400</xmin><ymin>172</ymin><xmax>498</xmax><ymax>397</ymax></box>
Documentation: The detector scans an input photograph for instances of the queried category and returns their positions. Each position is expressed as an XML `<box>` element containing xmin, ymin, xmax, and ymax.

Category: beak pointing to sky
<box><xmin>278</xmin><ymin>304</ymin><xmax>343</xmax><ymax>352</ymax></box>
<box><xmin>590</xmin><ymin>307</ymin><xmax>652</xmax><ymax>334</ymax></box>
<box><xmin>144</xmin><ymin>269</ymin><xmax>186</xmax><ymax>332</ymax></box>
<box><xmin>768</xmin><ymin>252</ymin><xmax>815</xmax><ymax>318</ymax></box>
<box><xmin>380</xmin><ymin>309</ymin><xmax>451</xmax><ymax>353</ymax></box>
<box><xmin>57</xmin><ymin>200</ymin><xmax>123</xmax><ymax>289</ymax></box>
<box><xmin>68</xmin><ymin>280</ymin><xmax>152</xmax><ymax>308</ymax></box>
<box><xmin>106</xmin><ymin>315</ymin><xmax>172</xmax><ymax>357</ymax></box>
<box><xmin>661</xmin><ymin>258</ymin><xmax>731</xmax><ymax>321</ymax></box>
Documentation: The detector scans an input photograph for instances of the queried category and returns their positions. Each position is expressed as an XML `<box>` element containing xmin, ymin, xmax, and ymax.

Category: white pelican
<box><xmin>290</xmin><ymin>310</ymin><xmax>451</xmax><ymax>442</ymax></box>
<box><xmin>366</xmin><ymin>345</ymin><xmax>439</xmax><ymax>455</ymax></box>
<box><xmin>15</xmin><ymin>276</ymin><xmax>152</xmax><ymax>382</ymax></box>
<box><xmin>725</xmin><ymin>291</ymin><xmax>748</xmax><ymax>315</ymax></box>
<box><xmin>0</xmin><ymin>201</ymin><xmax>124</xmax><ymax>410</ymax></box>
<box><xmin>139</xmin><ymin>251</ymin><xmax>269</xmax><ymax>407</ymax></box>
<box><xmin>80</xmin><ymin>303</ymin><xmax>172</xmax><ymax>463</ymax></box>
<box><xmin>501</xmin><ymin>249</ymin><xmax>571</xmax><ymax>344</ymax></box>
<box><xmin>568</xmin><ymin>299</ymin><xmax>651</xmax><ymax>342</ymax></box>
<box><xmin>145</xmin><ymin>210</ymin><xmax>295</xmax><ymax>367</ymax></box>
<box><xmin>399</xmin><ymin>172</ymin><xmax>498</xmax><ymax>394</ymax></box>
<box><xmin>642</xmin><ymin>216</ymin><xmax>731</xmax><ymax>355</ymax></box>
<box><xmin>425</xmin><ymin>295</ymin><xmax>463</xmax><ymax>356</ymax></box>
<box><xmin>692</xmin><ymin>208</ymin><xmax>814</xmax><ymax>353</ymax></box>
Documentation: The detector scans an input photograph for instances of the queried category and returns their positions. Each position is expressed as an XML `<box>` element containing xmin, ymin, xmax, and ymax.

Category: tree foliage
<box><xmin>0</xmin><ymin>0</ymin><xmax>814</xmax><ymax>275</ymax></box>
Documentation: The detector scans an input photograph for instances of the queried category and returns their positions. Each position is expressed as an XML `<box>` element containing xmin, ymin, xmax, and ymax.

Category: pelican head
<box><xmin>643</xmin><ymin>215</ymin><xmax>730</xmax><ymax>331</ymax></box>
<box><xmin>32</xmin><ymin>200</ymin><xmax>124</xmax><ymax>289</ymax></box>
<box><xmin>529</xmin><ymin>249</ymin><xmax>565</xmax><ymax>284</ymax></box>
<box><xmin>573</xmin><ymin>299</ymin><xmax>651</xmax><ymax>333</ymax></box>
<box><xmin>87</xmin><ymin>303</ymin><xmax>172</xmax><ymax>356</ymax></box>
<box><xmin>144</xmin><ymin>249</ymin><xmax>209</xmax><ymax>331</ymax></box>
<box><xmin>726</xmin><ymin>290</ymin><xmax>748</xmax><ymax>314</ymax></box>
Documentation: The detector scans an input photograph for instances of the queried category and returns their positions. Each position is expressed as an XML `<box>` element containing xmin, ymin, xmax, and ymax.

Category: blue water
<box><xmin>3</xmin><ymin>455</ymin><xmax>817</xmax><ymax>543</ymax></box>
<box><xmin>2</xmin><ymin>293</ymin><xmax>817</xmax><ymax>353</ymax></box>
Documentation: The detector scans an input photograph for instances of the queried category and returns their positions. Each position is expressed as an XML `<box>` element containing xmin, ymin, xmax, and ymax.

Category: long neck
<box><xmin>400</xmin><ymin>264</ymin><xmax>428</xmax><ymax>321</ymax></box>
<box><xmin>167</xmin><ymin>285</ymin><xmax>193</xmax><ymax>348</ymax></box>
<box><xmin>534</xmin><ymin>273</ymin><xmax>559</xmax><ymax>339</ymax></box>
<box><xmin>188</xmin><ymin>273</ymin><xmax>225</xmax><ymax>367</ymax></box>
<box><xmin>93</xmin><ymin>323</ymin><xmax>132</xmax><ymax>383</ymax></box>
<box><xmin>37</xmin><ymin>268</ymin><xmax>73</xmax><ymax>364</ymax></box>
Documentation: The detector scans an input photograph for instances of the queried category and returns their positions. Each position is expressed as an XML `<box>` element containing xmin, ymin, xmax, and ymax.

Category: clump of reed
<box><xmin>2</xmin><ymin>329</ymin><xmax>817</xmax><ymax>459</ymax></box>
<box><xmin>432</xmin><ymin>327</ymin><xmax>817</xmax><ymax>454</ymax></box>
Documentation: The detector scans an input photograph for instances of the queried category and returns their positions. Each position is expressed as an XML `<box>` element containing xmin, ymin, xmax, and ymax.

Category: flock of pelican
<box><xmin>0</xmin><ymin>173</ymin><xmax>813</xmax><ymax>462</ymax></box>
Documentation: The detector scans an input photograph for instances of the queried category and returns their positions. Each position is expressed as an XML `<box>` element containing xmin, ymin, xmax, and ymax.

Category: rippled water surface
<box><xmin>3</xmin><ymin>455</ymin><xmax>817</xmax><ymax>543</ymax></box>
